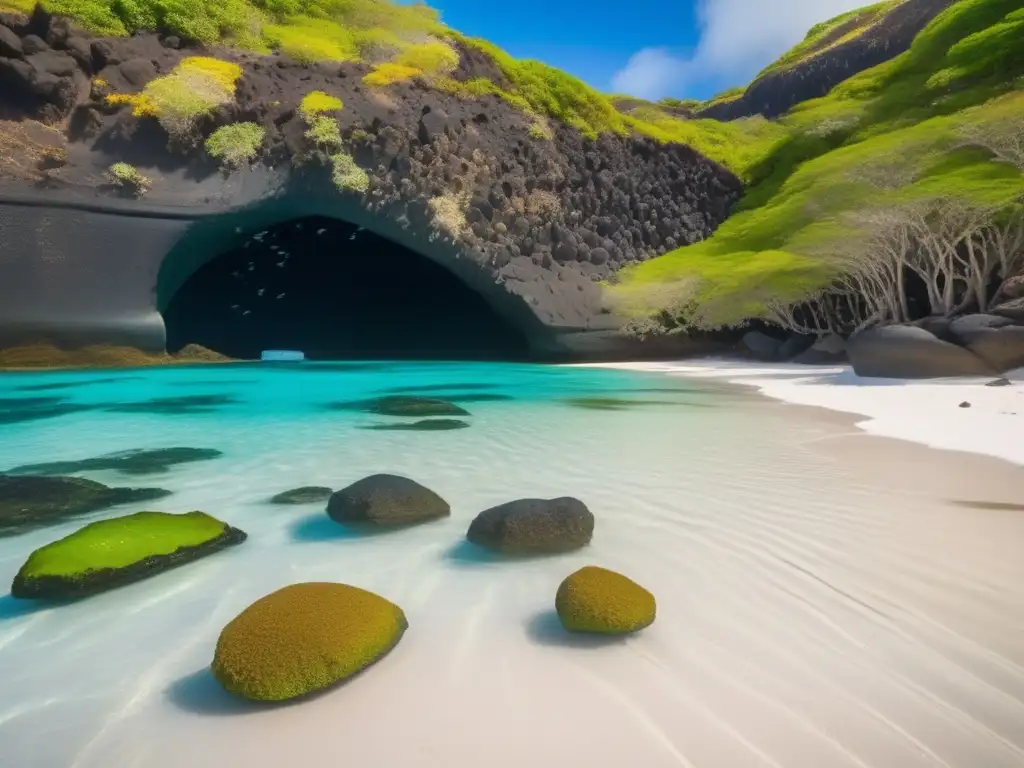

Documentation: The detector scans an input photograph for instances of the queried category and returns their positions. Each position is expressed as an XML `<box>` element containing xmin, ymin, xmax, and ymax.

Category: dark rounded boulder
<box><xmin>466</xmin><ymin>497</ymin><xmax>594</xmax><ymax>554</ymax></box>
<box><xmin>327</xmin><ymin>474</ymin><xmax>450</xmax><ymax>526</ymax></box>
<box><xmin>848</xmin><ymin>325</ymin><xmax>994</xmax><ymax>378</ymax></box>
<box><xmin>367</xmin><ymin>396</ymin><xmax>469</xmax><ymax>418</ymax></box>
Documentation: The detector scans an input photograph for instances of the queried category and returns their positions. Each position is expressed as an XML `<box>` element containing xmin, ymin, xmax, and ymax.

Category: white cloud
<box><xmin>611</xmin><ymin>0</ymin><xmax>873</xmax><ymax>100</ymax></box>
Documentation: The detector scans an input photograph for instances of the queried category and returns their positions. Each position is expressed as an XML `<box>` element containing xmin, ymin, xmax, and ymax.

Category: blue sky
<box><xmin>428</xmin><ymin>0</ymin><xmax>874</xmax><ymax>101</ymax></box>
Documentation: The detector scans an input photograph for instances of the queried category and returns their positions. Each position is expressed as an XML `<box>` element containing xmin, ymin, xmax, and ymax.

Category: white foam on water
<box><xmin>0</xmin><ymin>363</ymin><xmax>1023</xmax><ymax>768</ymax></box>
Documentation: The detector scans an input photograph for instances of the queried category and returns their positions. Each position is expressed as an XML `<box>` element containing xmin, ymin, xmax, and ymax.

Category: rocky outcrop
<box><xmin>698</xmin><ymin>0</ymin><xmax>956</xmax><ymax>121</ymax></box>
<box><xmin>848</xmin><ymin>324</ymin><xmax>996</xmax><ymax>378</ymax></box>
<box><xmin>0</xmin><ymin>10</ymin><xmax>743</xmax><ymax>360</ymax></box>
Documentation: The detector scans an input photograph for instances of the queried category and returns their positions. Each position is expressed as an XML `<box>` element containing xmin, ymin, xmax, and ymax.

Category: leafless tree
<box><xmin>956</xmin><ymin>116</ymin><xmax>1024</xmax><ymax>172</ymax></box>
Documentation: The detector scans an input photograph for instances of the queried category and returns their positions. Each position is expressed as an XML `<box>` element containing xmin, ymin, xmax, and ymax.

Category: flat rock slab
<box><xmin>467</xmin><ymin>497</ymin><xmax>594</xmax><ymax>554</ymax></box>
<box><xmin>8</xmin><ymin>447</ymin><xmax>223</xmax><ymax>476</ymax></box>
<box><xmin>270</xmin><ymin>486</ymin><xmax>333</xmax><ymax>504</ymax></box>
<box><xmin>0</xmin><ymin>474</ymin><xmax>171</xmax><ymax>537</ymax></box>
<box><xmin>329</xmin><ymin>396</ymin><xmax>469</xmax><ymax>417</ymax></box>
<box><xmin>360</xmin><ymin>419</ymin><xmax>469</xmax><ymax>431</ymax></box>
<box><xmin>327</xmin><ymin>474</ymin><xmax>450</xmax><ymax>526</ymax></box>
<box><xmin>11</xmin><ymin>510</ymin><xmax>246</xmax><ymax>599</ymax></box>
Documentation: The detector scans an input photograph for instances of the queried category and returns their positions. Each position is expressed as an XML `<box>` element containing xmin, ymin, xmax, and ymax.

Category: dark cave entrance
<box><xmin>163</xmin><ymin>216</ymin><xmax>530</xmax><ymax>361</ymax></box>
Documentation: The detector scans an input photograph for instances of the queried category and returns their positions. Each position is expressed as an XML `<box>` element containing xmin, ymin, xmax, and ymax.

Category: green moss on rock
<box><xmin>212</xmin><ymin>582</ymin><xmax>408</xmax><ymax>701</ymax></box>
<box><xmin>11</xmin><ymin>510</ymin><xmax>246</xmax><ymax>598</ymax></box>
<box><xmin>555</xmin><ymin>566</ymin><xmax>656</xmax><ymax>634</ymax></box>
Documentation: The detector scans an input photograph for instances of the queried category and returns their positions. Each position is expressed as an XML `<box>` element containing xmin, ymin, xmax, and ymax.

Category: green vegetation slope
<box><xmin>611</xmin><ymin>0</ymin><xmax>1024</xmax><ymax>330</ymax></box>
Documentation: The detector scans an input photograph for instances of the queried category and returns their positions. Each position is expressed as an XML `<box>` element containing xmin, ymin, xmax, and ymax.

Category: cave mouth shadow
<box><xmin>161</xmin><ymin>215</ymin><xmax>532</xmax><ymax>362</ymax></box>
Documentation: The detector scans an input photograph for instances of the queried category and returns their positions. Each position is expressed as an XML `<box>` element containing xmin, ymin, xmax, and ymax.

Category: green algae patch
<box><xmin>11</xmin><ymin>511</ymin><xmax>246</xmax><ymax>599</ymax></box>
<box><xmin>555</xmin><ymin>566</ymin><xmax>656</xmax><ymax>635</ymax></box>
<box><xmin>212</xmin><ymin>582</ymin><xmax>408</xmax><ymax>701</ymax></box>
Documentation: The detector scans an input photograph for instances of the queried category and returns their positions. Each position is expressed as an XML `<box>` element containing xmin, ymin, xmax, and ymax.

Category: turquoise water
<box><xmin>2</xmin><ymin>362</ymin><xmax>1023</xmax><ymax>768</ymax></box>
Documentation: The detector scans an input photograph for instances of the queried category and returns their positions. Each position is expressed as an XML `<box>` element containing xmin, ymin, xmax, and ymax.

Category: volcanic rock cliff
<box><xmin>0</xmin><ymin>7</ymin><xmax>743</xmax><ymax>360</ymax></box>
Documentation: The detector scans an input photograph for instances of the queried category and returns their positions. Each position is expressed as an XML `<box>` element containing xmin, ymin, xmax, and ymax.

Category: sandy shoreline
<box><xmin>2</xmin><ymin>361</ymin><xmax>1024</xmax><ymax>767</ymax></box>
<box><xmin>577</xmin><ymin>359</ymin><xmax>1024</xmax><ymax>467</ymax></box>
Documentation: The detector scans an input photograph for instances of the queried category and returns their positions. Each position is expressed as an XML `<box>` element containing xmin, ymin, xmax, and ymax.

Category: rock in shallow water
<box><xmin>0</xmin><ymin>474</ymin><xmax>171</xmax><ymax>537</ymax></box>
<box><xmin>8</xmin><ymin>447</ymin><xmax>223</xmax><ymax>476</ymax></box>
<box><xmin>10</xmin><ymin>510</ymin><xmax>246</xmax><ymax>598</ymax></box>
<box><xmin>212</xmin><ymin>582</ymin><xmax>408</xmax><ymax>701</ymax></box>
<box><xmin>327</xmin><ymin>474</ymin><xmax>450</xmax><ymax>526</ymax></box>
<box><xmin>361</xmin><ymin>418</ymin><xmax>469</xmax><ymax>431</ymax></box>
<box><xmin>556</xmin><ymin>565</ymin><xmax>656</xmax><ymax>634</ymax></box>
<box><xmin>270</xmin><ymin>486</ymin><xmax>333</xmax><ymax>504</ymax></box>
<box><xmin>333</xmin><ymin>395</ymin><xmax>469</xmax><ymax>417</ymax></box>
<box><xmin>466</xmin><ymin>497</ymin><xmax>594</xmax><ymax>554</ymax></box>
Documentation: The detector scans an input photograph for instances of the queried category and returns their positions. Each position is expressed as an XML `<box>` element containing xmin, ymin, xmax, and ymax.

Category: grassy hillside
<box><xmin>612</xmin><ymin>0</ymin><xmax>1024</xmax><ymax>329</ymax></box>
<box><xmin>755</xmin><ymin>1</ymin><xmax>901</xmax><ymax>79</ymax></box>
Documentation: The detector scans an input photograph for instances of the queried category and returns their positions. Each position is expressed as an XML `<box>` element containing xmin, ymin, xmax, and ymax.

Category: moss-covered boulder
<box><xmin>270</xmin><ymin>486</ymin><xmax>333</xmax><ymax>504</ymax></box>
<box><xmin>555</xmin><ymin>566</ymin><xmax>656</xmax><ymax>634</ymax></box>
<box><xmin>327</xmin><ymin>474</ymin><xmax>449</xmax><ymax>526</ymax></box>
<box><xmin>466</xmin><ymin>497</ymin><xmax>594</xmax><ymax>554</ymax></box>
<box><xmin>10</xmin><ymin>511</ymin><xmax>246</xmax><ymax>599</ymax></box>
<box><xmin>0</xmin><ymin>474</ymin><xmax>171</xmax><ymax>538</ymax></box>
<box><xmin>212</xmin><ymin>582</ymin><xmax>408</xmax><ymax>701</ymax></box>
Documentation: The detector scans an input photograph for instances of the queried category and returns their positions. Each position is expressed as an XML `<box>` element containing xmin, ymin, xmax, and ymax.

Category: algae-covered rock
<box><xmin>0</xmin><ymin>474</ymin><xmax>171</xmax><ymax>537</ymax></box>
<box><xmin>212</xmin><ymin>582</ymin><xmax>408</xmax><ymax>701</ymax></box>
<box><xmin>466</xmin><ymin>497</ymin><xmax>594</xmax><ymax>554</ymax></box>
<box><xmin>555</xmin><ymin>566</ymin><xmax>656</xmax><ymax>634</ymax></box>
<box><xmin>270</xmin><ymin>486</ymin><xmax>333</xmax><ymax>504</ymax></box>
<box><xmin>10</xmin><ymin>510</ymin><xmax>246</xmax><ymax>599</ymax></box>
<box><xmin>327</xmin><ymin>474</ymin><xmax>450</xmax><ymax>526</ymax></box>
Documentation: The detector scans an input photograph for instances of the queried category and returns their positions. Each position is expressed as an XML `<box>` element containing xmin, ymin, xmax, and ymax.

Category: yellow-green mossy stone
<box><xmin>212</xmin><ymin>582</ymin><xmax>408</xmax><ymax>701</ymax></box>
<box><xmin>555</xmin><ymin>566</ymin><xmax>656</xmax><ymax>634</ymax></box>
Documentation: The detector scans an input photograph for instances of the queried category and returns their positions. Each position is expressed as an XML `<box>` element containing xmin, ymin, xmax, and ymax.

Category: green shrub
<box><xmin>106</xmin><ymin>57</ymin><xmax>243</xmax><ymax>141</ymax></box>
<box><xmin>305</xmin><ymin>115</ymin><xmax>342</xmax><ymax>150</ymax></box>
<box><xmin>330</xmin><ymin>152</ymin><xmax>369</xmax><ymax>194</ymax></box>
<box><xmin>205</xmin><ymin>122</ymin><xmax>265</xmax><ymax>168</ymax></box>
<box><xmin>299</xmin><ymin>90</ymin><xmax>343</xmax><ymax>120</ymax></box>
<box><xmin>107</xmin><ymin>162</ymin><xmax>150</xmax><ymax>193</ymax></box>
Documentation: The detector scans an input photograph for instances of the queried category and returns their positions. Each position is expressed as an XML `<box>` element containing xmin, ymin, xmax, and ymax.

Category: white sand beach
<box><xmin>1</xmin><ymin>363</ymin><xmax>1023</xmax><ymax>768</ymax></box>
<box><xmin>580</xmin><ymin>360</ymin><xmax>1024</xmax><ymax>466</ymax></box>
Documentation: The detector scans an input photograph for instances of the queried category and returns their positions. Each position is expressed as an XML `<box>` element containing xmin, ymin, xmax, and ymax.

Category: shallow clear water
<box><xmin>1</xmin><ymin>362</ymin><xmax>1023</xmax><ymax>768</ymax></box>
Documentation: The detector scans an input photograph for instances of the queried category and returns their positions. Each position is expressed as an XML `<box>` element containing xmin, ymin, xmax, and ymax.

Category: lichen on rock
<box><xmin>212</xmin><ymin>582</ymin><xmax>408</xmax><ymax>701</ymax></box>
<box><xmin>555</xmin><ymin>565</ymin><xmax>656</xmax><ymax>634</ymax></box>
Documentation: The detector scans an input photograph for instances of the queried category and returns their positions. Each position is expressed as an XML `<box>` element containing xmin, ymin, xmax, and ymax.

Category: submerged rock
<box><xmin>555</xmin><ymin>566</ymin><xmax>656</xmax><ymax>634</ymax></box>
<box><xmin>361</xmin><ymin>419</ymin><xmax>469</xmax><ymax>431</ymax></box>
<box><xmin>0</xmin><ymin>474</ymin><xmax>171</xmax><ymax>537</ymax></box>
<box><xmin>10</xmin><ymin>510</ymin><xmax>246</xmax><ymax>598</ymax></box>
<box><xmin>848</xmin><ymin>325</ymin><xmax>993</xmax><ymax>378</ymax></box>
<box><xmin>327</xmin><ymin>474</ymin><xmax>450</xmax><ymax>526</ymax></box>
<box><xmin>212</xmin><ymin>582</ymin><xmax>408</xmax><ymax>701</ymax></box>
<box><xmin>270</xmin><ymin>486</ymin><xmax>333</xmax><ymax>504</ymax></box>
<box><xmin>8</xmin><ymin>447</ymin><xmax>223</xmax><ymax>476</ymax></box>
<box><xmin>107</xmin><ymin>394</ymin><xmax>237</xmax><ymax>414</ymax></box>
<box><xmin>466</xmin><ymin>497</ymin><xmax>594</xmax><ymax>554</ymax></box>
<box><xmin>329</xmin><ymin>395</ymin><xmax>469</xmax><ymax>417</ymax></box>
<box><xmin>0</xmin><ymin>395</ymin><xmax>97</xmax><ymax>424</ymax></box>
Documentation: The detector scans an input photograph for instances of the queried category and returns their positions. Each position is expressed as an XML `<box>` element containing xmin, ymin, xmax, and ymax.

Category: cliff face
<box><xmin>698</xmin><ymin>0</ymin><xmax>956</xmax><ymax>121</ymax></box>
<box><xmin>0</xmin><ymin>8</ymin><xmax>742</xmax><ymax>359</ymax></box>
